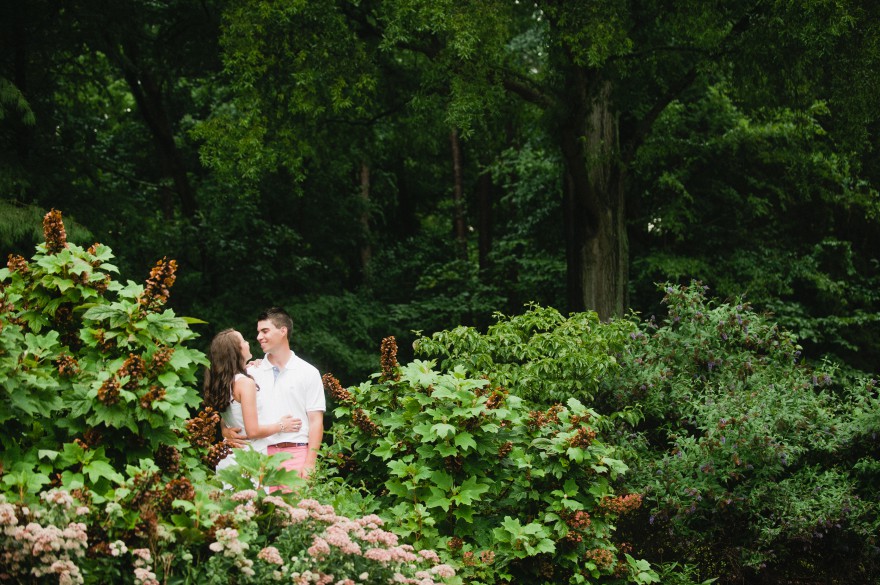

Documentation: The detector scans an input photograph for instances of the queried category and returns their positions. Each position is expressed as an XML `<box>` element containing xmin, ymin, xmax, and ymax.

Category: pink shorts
<box><xmin>266</xmin><ymin>444</ymin><xmax>309</xmax><ymax>492</ymax></box>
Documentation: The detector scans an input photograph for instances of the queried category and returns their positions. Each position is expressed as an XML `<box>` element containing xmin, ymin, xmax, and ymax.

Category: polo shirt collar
<box><xmin>260</xmin><ymin>351</ymin><xmax>297</xmax><ymax>371</ymax></box>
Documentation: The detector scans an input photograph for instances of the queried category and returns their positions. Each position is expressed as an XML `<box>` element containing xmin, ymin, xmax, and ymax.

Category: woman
<box><xmin>203</xmin><ymin>328</ymin><xmax>299</xmax><ymax>471</ymax></box>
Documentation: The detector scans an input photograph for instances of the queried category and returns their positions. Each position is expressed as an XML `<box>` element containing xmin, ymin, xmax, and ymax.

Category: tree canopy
<box><xmin>1</xmin><ymin>0</ymin><xmax>879</xmax><ymax>381</ymax></box>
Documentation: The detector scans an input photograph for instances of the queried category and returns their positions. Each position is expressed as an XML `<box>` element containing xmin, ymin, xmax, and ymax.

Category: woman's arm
<box><xmin>234</xmin><ymin>377</ymin><xmax>298</xmax><ymax>439</ymax></box>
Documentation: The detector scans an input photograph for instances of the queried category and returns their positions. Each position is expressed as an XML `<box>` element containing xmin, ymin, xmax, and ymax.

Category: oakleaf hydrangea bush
<box><xmin>0</xmin><ymin>210</ymin><xmax>213</xmax><ymax>500</ymax></box>
<box><xmin>322</xmin><ymin>338</ymin><xmax>659</xmax><ymax>585</ymax></box>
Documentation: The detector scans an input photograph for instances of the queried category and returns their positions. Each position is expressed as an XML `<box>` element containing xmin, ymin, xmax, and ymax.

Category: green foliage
<box><xmin>611</xmin><ymin>282</ymin><xmax>880</xmax><ymax>583</ymax></box>
<box><xmin>414</xmin><ymin>304</ymin><xmax>635</xmax><ymax>406</ymax></box>
<box><xmin>0</xmin><ymin>201</ymin><xmax>93</xmax><ymax>252</ymax></box>
<box><xmin>324</xmin><ymin>354</ymin><xmax>656</xmax><ymax>584</ymax></box>
<box><xmin>630</xmin><ymin>85</ymin><xmax>880</xmax><ymax>372</ymax></box>
<box><xmin>0</xmin><ymin>223</ymin><xmax>209</xmax><ymax>501</ymax></box>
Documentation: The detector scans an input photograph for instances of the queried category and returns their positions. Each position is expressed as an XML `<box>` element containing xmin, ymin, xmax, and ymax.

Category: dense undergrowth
<box><xmin>2</xmin><ymin>212</ymin><xmax>877</xmax><ymax>584</ymax></box>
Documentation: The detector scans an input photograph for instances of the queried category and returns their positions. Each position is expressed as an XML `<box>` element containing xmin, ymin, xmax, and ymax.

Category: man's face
<box><xmin>256</xmin><ymin>319</ymin><xmax>286</xmax><ymax>354</ymax></box>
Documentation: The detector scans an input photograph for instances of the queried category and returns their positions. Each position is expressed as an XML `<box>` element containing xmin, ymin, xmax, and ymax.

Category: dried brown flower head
<box><xmin>119</xmin><ymin>353</ymin><xmax>147</xmax><ymax>390</ymax></box>
<box><xmin>43</xmin><ymin>209</ymin><xmax>68</xmax><ymax>254</ymax></box>
<box><xmin>447</xmin><ymin>536</ymin><xmax>463</xmax><ymax>551</ymax></box>
<box><xmin>6</xmin><ymin>254</ymin><xmax>28</xmax><ymax>273</ymax></box>
<box><xmin>485</xmin><ymin>387</ymin><xmax>508</xmax><ymax>409</ymax></box>
<box><xmin>149</xmin><ymin>347</ymin><xmax>175</xmax><ymax>373</ymax></box>
<box><xmin>159</xmin><ymin>477</ymin><xmax>195</xmax><ymax>514</ymax></box>
<box><xmin>186</xmin><ymin>408</ymin><xmax>220</xmax><ymax>450</ymax></box>
<box><xmin>351</xmin><ymin>408</ymin><xmax>380</xmax><ymax>436</ymax></box>
<box><xmin>140</xmin><ymin>385</ymin><xmax>166</xmax><ymax>410</ymax></box>
<box><xmin>56</xmin><ymin>354</ymin><xmax>80</xmax><ymax>378</ymax></box>
<box><xmin>380</xmin><ymin>336</ymin><xmax>400</xmax><ymax>381</ymax></box>
<box><xmin>569</xmin><ymin>426</ymin><xmax>597</xmax><ymax>448</ymax></box>
<box><xmin>97</xmin><ymin>377</ymin><xmax>120</xmax><ymax>405</ymax></box>
<box><xmin>138</xmin><ymin>257</ymin><xmax>177</xmax><ymax>310</ymax></box>
<box><xmin>323</xmin><ymin>373</ymin><xmax>353</xmax><ymax>404</ymax></box>
<box><xmin>527</xmin><ymin>404</ymin><xmax>564</xmax><ymax>430</ymax></box>
<box><xmin>154</xmin><ymin>444</ymin><xmax>181</xmax><ymax>476</ymax></box>
<box><xmin>203</xmin><ymin>441</ymin><xmax>232</xmax><ymax>468</ymax></box>
<box><xmin>82</xmin><ymin>427</ymin><xmax>103</xmax><ymax>449</ymax></box>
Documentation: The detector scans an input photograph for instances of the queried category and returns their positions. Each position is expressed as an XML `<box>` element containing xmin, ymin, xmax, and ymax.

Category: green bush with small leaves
<box><xmin>610</xmin><ymin>282</ymin><xmax>880</xmax><ymax>584</ymax></box>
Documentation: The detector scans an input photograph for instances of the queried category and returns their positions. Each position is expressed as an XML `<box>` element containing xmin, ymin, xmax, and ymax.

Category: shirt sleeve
<box><xmin>305</xmin><ymin>367</ymin><xmax>326</xmax><ymax>412</ymax></box>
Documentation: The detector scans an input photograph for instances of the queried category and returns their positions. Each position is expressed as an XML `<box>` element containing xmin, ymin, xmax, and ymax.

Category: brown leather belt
<box><xmin>270</xmin><ymin>442</ymin><xmax>308</xmax><ymax>448</ymax></box>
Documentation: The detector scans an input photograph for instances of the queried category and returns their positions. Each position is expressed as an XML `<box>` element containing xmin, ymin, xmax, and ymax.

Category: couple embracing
<box><xmin>202</xmin><ymin>307</ymin><xmax>325</xmax><ymax>482</ymax></box>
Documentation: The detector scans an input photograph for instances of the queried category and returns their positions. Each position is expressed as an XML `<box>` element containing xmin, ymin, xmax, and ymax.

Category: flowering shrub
<box><xmin>323</xmin><ymin>336</ymin><xmax>659</xmax><ymax>584</ymax></box>
<box><xmin>0</xmin><ymin>210</ymin><xmax>213</xmax><ymax>501</ymax></box>
<box><xmin>0</xmin><ymin>490</ymin><xmax>89</xmax><ymax>584</ymax></box>
<box><xmin>0</xmin><ymin>486</ymin><xmax>459</xmax><ymax>585</ymax></box>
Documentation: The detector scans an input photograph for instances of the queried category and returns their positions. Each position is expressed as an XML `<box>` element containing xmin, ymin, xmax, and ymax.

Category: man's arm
<box><xmin>304</xmin><ymin>410</ymin><xmax>324</xmax><ymax>473</ymax></box>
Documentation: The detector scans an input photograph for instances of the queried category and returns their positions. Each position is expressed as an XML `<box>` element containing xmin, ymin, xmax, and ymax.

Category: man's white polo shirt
<box><xmin>247</xmin><ymin>351</ymin><xmax>325</xmax><ymax>450</ymax></box>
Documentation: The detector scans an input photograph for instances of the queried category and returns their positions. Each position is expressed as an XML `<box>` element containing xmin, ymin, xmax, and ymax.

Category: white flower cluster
<box><xmin>209</xmin><ymin>527</ymin><xmax>255</xmax><ymax>576</ymax></box>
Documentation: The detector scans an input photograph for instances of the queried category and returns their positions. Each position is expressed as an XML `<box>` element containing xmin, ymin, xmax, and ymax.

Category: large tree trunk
<box><xmin>449</xmin><ymin>128</ymin><xmax>468</xmax><ymax>259</ymax></box>
<box><xmin>560</xmin><ymin>71</ymin><xmax>628</xmax><ymax>320</ymax></box>
<box><xmin>477</xmin><ymin>170</ymin><xmax>494</xmax><ymax>272</ymax></box>
<box><xmin>359</xmin><ymin>160</ymin><xmax>372</xmax><ymax>272</ymax></box>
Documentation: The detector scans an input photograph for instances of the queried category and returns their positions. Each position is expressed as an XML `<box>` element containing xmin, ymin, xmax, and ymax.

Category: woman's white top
<box><xmin>215</xmin><ymin>373</ymin><xmax>266</xmax><ymax>472</ymax></box>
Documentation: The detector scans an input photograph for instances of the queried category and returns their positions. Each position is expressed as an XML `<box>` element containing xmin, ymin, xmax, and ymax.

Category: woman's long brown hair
<box><xmin>203</xmin><ymin>329</ymin><xmax>248</xmax><ymax>413</ymax></box>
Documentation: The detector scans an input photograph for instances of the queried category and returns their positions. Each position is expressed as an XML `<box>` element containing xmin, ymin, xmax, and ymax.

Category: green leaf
<box><xmin>82</xmin><ymin>305</ymin><xmax>125</xmax><ymax>322</ymax></box>
<box><xmin>58</xmin><ymin>442</ymin><xmax>87</xmax><ymax>466</ymax></box>
<box><xmin>454</xmin><ymin>431</ymin><xmax>477</xmax><ymax>451</ymax></box>
<box><xmin>456</xmin><ymin>475</ymin><xmax>489</xmax><ymax>505</ymax></box>
<box><xmin>38</xmin><ymin>449</ymin><xmax>60</xmax><ymax>461</ymax></box>
<box><xmin>372</xmin><ymin>438</ymin><xmax>397</xmax><ymax>460</ymax></box>
<box><xmin>426</xmin><ymin>487</ymin><xmax>452</xmax><ymax>511</ymax></box>
<box><xmin>567</xmin><ymin>446</ymin><xmax>586</xmax><ymax>463</ymax></box>
<box><xmin>434</xmin><ymin>443</ymin><xmax>459</xmax><ymax>457</ymax></box>
<box><xmin>60</xmin><ymin>471</ymin><xmax>85</xmax><ymax>491</ymax></box>
<box><xmin>430</xmin><ymin>422</ymin><xmax>457</xmax><ymax>438</ymax></box>
<box><xmin>181</xmin><ymin>316</ymin><xmax>209</xmax><ymax>325</ymax></box>
<box><xmin>429</xmin><ymin>470</ymin><xmax>453</xmax><ymax>491</ymax></box>
<box><xmin>83</xmin><ymin>459</ymin><xmax>124</xmax><ymax>484</ymax></box>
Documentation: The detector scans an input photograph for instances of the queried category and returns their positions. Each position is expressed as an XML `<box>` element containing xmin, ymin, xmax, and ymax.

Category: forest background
<box><xmin>2</xmin><ymin>0</ymin><xmax>880</xmax><ymax>384</ymax></box>
<box><xmin>2</xmin><ymin>1</ymin><xmax>880</xmax><ymax>584</ymax></box>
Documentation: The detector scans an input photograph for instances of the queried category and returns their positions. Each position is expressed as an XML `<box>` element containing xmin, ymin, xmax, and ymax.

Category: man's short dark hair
<box><xmin>258</xmin><ymin>306</ymin><xmax>293</xmax><ymax>339</ymax></box>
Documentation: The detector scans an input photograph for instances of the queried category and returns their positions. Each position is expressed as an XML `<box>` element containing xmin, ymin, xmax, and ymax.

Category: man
<box><xmin>222</xmin><ymin>307</ymin><xmax>325</xmax><ymax>477</ymax></box>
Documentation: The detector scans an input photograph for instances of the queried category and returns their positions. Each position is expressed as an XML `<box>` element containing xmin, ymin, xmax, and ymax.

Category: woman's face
<box><xmin>235</xmin><ymin>331</ymin><xmax>252</xmax><ymax>363</ymax></box>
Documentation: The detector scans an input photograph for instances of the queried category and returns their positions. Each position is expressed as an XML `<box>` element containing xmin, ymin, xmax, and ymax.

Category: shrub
<box><xmin>0</xmin><ymin>210</ymin><xmax>213</xmax><ymax>500</ymax></box>
<box><xmin>0</xmin><ymin>477</ymin><xmax>458</xmax><ymax>584</ymax></box>
<box><xmin>611</xmin><ymin>282</ymin><xmax>880</xmax><ymax>583</ymax></box>
<box><xmin>413</xmin><ymin>304</ymin><xmax>636</xmax><ymax>407</ymax></box>
<box><xmin>322</xmin><ymin>338</ymin><xmax>658</xmax><ymax>584</ymax></box>
<box><xmin>0</xmin><ymin>211</ymin><xmax>459</xmax><ymax>585</ymax></box>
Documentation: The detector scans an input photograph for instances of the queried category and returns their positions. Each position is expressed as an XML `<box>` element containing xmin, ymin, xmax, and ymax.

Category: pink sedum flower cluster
<box><xmin>224</xmin><ymin>493</ymin><xmax>457</xmax><ymax>584</ymax></box>
<box><xmin>0</xmin><ymin>492</ymin><xmax>87</xmax><ymax>584</ymax></box>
